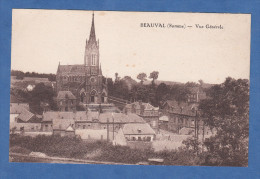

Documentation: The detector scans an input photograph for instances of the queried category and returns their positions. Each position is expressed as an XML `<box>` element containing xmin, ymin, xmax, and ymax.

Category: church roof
<box><xmin>57</xmin><ymin>65</ymin><xmax>85</xmax><ymax>75</ymax></box>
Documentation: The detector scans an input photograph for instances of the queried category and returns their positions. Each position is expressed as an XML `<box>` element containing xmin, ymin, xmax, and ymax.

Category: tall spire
<box><xmin>89</xmin><ymin>12</ymin><xmax>96</xmax><ymax>44</ymax></box>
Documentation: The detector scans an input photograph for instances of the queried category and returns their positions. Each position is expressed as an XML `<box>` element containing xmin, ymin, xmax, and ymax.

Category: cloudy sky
<box><xmin>11</xmin><ymin>9</ymin><xmax>251</xmax><ymax>84</ymax></box>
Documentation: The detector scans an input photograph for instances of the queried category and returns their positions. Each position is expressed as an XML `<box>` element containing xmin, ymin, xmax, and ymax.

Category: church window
<box><xmin>91</xmin><ymin>54</ymin><xmax>96</xmax><ymax>66</ymax></box>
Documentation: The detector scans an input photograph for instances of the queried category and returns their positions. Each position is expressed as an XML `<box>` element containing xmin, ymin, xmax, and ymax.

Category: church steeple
<box><xmin>88</xmin><ymin>12</ymin><xmax>96</xmax><ymax>44</ymax></box>
<box><xmin>84</xmin><ymin>12</ymin><xmax>99</xmax><ymax>66</ymax></box>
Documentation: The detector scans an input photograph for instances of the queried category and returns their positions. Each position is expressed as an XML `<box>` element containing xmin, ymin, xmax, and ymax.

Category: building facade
<box><xmin>57</xmin><ymin>91</ymin><xmax>77</xmax><ymax>111</ymax></box>
<box><xmin>160</xmin><ymin>100</ymin><xmax>203</xmax><ymax>134</ymax></box>
<box><xmin>56</xmin><ymin>13</ymin><xmax>108</xmax><ymax>104</ymax></box>
<box><xmin>123</xmin><ymin>101</ymin><xmax>159</xmax><ymax>132</ymax></box>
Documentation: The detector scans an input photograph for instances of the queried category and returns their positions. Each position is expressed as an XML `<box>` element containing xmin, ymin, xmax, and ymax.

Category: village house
<box><xmin>98</xmin><ymin>112</ymin><xmax>145</xmax><ymax>133</ymax></box>
<box><xmin>10</xmin><ymin>103</ymin><xmax>41</xmax><ymax>132</ymax></box>
<box><xmin>57</xmin><ymin>91</ymin><xmax>77</xmax><ymax>112</ymax></box>
<box><xmin>41</xmin><ymin>111</ymin><xmax>87</xmax><ymax>132</ymax></box>
<box><xmin>160</xmin><ymin>100</ymin><xmax>203</xmax><ymax>134</ymax></box>
<box><xmin>114</xmin><ymin>123</ymin><xmax>156</xmax><ymax>150</ymax></box>
<box><xmin>123</xmin><ymin>101</ymin><xmax>159</xmax><ymax>132</ymax></box>
<box><xmin>41</xmin><ymin>110</ymin><xmax>146</xmax><ymax>137</ymax></box>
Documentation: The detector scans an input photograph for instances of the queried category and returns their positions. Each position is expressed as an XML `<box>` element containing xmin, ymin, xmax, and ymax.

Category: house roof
<box><xmin>52</xmin><ymin>118</ymin><xmax>75</xmax><ymax>130</ymax></box>
<box><xmin>10</xmin><ymin>103</ymin><xmax>30</xmax><ymax>114</ymax></box>
<box><xmin>42</xmin><ymin>111</ymin><xmax>88</xmax><ymax>122</ymax></box>
<box><xmin>17</xmin><ymin>109</ymin><xmax>34</xmax><ymax>122</ymax></box>
<box><xmin>125</xmin><ymin>102</ymin><xmax>159</xmax><ymax>111</ymax></box>
<box><xmin>122</xmin><ymin>123</ymin><xmax>155</xmax><ymax>135</ymax></box>
<box><xmin>99</xmin><ymin>113</ymin><xmax>145</xmax><ymax>124</ymax></box>
<box><xmin>65</xmin><ymin>125</ymin><xmax>75</xmax><ymax>132</ymax></box>
<box><xmin>163</xmin><ymin>100</ymin><xmax>197</xmax><ymax>116</ymax></box>
<box><xmin>57</xmin><ymin>91</ymin><xmax>76</xmax><ymax>100</ymax></box>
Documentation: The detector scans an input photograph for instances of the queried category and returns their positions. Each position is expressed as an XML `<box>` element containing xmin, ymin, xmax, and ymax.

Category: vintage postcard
<box><xmin>9</xmin><ymin>9</ymin><xmax>250</xmax><ymax>166</ymax></box>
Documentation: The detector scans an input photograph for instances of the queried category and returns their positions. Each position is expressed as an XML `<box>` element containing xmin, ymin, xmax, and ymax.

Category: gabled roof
<box><xmin>57</xmin><ymin>65</ymin><xmax>85</xmax><ymax>75</ymax></box>
<box><xmin>17</xmin><ymin>109</ymin><xmax>34</xmax><ymax>122</ymax></box>
<box><xmin>65</xmin><ymin>125</ymin><xmax>75</xmax><ymax>132</ymax></box>
<box><xmin>57</xmin><ymin>91</ymin><xmax>76</xmax><ymax>100</ymax></box>
<box><xmin>122</xmin><ymin>123</ymin><xmax>155</xmax><ymax>135</ymax></box>
<box><xmin>162</xmin><ymin>100</ymin><xmax>197</xmax><ymax>117</ymax></box>
<box><xmin>53</xmin><ymin>118</ymin><xmax>75</xmax><ymax>130</ymax></box>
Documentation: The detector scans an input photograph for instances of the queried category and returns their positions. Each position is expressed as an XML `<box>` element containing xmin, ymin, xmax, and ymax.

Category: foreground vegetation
<box><xmin>10</xmin><ymin>134</ymin><xmax>206</xmax><ymax>166</ymax></box>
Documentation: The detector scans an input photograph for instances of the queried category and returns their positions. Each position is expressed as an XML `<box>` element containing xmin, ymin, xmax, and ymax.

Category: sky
<box><xmin>11</xmin><ymin>9</ymin><xmax>251</xmax><ymax>84</ymax></box>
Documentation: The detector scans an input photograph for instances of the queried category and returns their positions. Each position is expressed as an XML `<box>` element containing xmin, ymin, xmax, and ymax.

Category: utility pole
<box><xmin>195</xmin><ymin>110</ymin><xmax>199</xmax><ymax>155</ymax></box>
<box><xmin>107</xmin><ymin>118</ymin><xmax>109</xmax><ymax>142</ymax></box>
<box><xmin>112</xmin><ymin>113</ymin><xmax>115</xmax><ymax>140</ymax></box>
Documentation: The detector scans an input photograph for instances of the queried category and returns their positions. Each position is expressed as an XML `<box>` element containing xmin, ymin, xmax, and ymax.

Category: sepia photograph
<box><xmin>9</xmin><ymin>9</ymin><xmax>250</xmax><ymax>167</ymax></box>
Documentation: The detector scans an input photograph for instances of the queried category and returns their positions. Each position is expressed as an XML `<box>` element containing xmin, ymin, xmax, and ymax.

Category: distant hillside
<box><xmin>143</xmin><ymin>79</ymin><xmax>215</xmax><ymax>88</ymax></box>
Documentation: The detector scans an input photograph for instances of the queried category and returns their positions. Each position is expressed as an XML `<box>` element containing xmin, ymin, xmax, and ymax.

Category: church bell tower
<box><xmin>82</xmin><ymin>12</ymin><xmax>106</xmax><ymax>104</ymax></box>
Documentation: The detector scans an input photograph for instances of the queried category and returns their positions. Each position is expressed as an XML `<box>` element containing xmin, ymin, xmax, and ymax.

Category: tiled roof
<box><xmin>99</xmin><ymin>113</ymin><xmax>145</xmax><ymax>124</ymax></box>
<box><xmin>57</xmin><ymin>91</ymin><xmax>76</xmax><ymax>100</ymax></box>
<box><xmin>43</xmin><ymin>111</ymin><xmax>88</xmax><ymax>122</ymax></box>
<box><xmin>17</xmin><ymin>109</ymin><xmax>34</xmax><ymax>122</ymax></box>
<box><xmin>53</xmin><ymin>118</ymin><xmax>75</xmax><ymax>130</ymax></box>
<box><xmin>122</xmin><ymin>123</ymin><xmax>155</xmax><ymax>135</ymax></box>
<box><xmin>163</xmin><ymin>100</ymin><xmax>197</xmax><ymax>116</ymax></box>
<box><xmin>125</xmin><ymin>102</ymin><xmax>159</xmax><ymax>111</ymax></box>
<box><xmin>10</xmin><ymin>103</ymin><xmax>30</xmax><ymax>114</ymax></box>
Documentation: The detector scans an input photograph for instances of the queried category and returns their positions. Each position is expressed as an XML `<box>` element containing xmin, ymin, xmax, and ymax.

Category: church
<box><xmin>56</xmin><ymin>13</ymin><xmax>108</xmax><ymax>104</ymax></box>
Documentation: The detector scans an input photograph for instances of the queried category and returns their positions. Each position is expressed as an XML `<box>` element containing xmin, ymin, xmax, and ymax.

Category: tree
<box><xmin>199</xmin><ymin>77</ymin><xmax>249</xmax><ymax>166</ymax></box>
<box><xmin>16</xmin><ymin>71</ymin><xmax>24</xmax><ymax>80</ymax></box>
<box><xmin>198</xmin><ymin>79</ymin><xmax>204</xmax><ymax>87</ymax></box>
<box><xmin>149</xmin><ymin>71</ymin><xmax>159</xmax><ymax>85</ymax></box>
<box><xmin>29</xmin><ymin>83</ymin><xmax>56</xmax><ymax>114</ymax></box>
<box><xmin>169</xmin><ymin>84</ymin><xmax>191</xmax><ymax>102</ymax></box>
<box><xmin>155</xmin><ymin>83</ymin><xmax>169</xmax><ymax>106</ymax></box>
<box><xmin>137</xmin><ymin>73</ymin><xmax>147</xmax><ymax>85</ymax></box>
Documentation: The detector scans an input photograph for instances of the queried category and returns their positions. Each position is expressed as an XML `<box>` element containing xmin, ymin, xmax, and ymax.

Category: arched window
<box><xmin>80</xmin><ymin>93</ymin><xmax>85</xmax><ymax>103</ymax></box>
<box><xmin>91</xmin><ymin>54</ymin><xmax>96</xmax><ymax>66</ymax></box>
<box><xmin>90</xmin><ymin>90</ymin><xmax>96</xmax><ymax>103</ymax></box>
<box><xmin>101</xmin><ymin>92</ymin><xmax>106</xmax><ymax>103</ymax></box>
